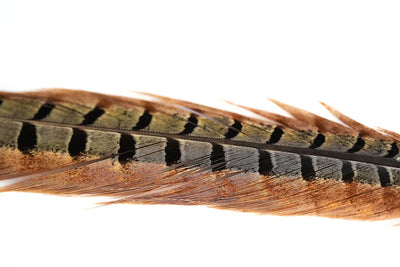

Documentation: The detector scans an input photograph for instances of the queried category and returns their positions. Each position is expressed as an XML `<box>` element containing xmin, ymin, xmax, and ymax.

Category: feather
<box><xmin>1</xmin><ymin>89</ymin><xmax>400</xmax><ymax>220</ymax></box>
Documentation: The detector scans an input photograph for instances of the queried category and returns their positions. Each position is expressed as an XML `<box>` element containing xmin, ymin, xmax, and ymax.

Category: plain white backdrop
<box><xmin>1</xmin><ymin>1</ymin><xmax>400</xmax><ymax>266</ymax></box>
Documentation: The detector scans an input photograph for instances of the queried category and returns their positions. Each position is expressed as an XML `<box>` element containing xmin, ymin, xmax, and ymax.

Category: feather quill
<box><xmin>1</xmin><ymin>89</ymin><xmax>400</xmax><ymax>220</ymax></box>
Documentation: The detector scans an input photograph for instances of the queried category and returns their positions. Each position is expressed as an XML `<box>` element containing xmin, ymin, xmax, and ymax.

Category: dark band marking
<box><xmin>377</xmin><ymin>166</ymin><xmax>391</xmax><ymax>187</ymax></box>
<box><xmin>347</xmin><ymin>137</ymin><xmax>365</xmax><ymax>153</ymax></box>
<box><xmin>210</xmin><ymin>144</ymin><xmax>226</xmax><ymax>172</ymax></box>
<box><xmin>224</xmin><ymin>120</ymin><xmax>242</xmax><ymax>139</ymax></box>
<box><xmin>309</xmin><ymin>133</ymin><xmax>325</xmax><ymax>149</ymax></box>
<box><xmin>180</xmin><ymin>114</ymin><xmax>198</xmax><ymax>135</ymax></box>
<box><xmin>165</xmin><ymin>138</ymin><xmax>181</xmax><ymax>166</ymax></box>
<box><xmin>258</xmin><ymin>150</ymin><xmax>273</xmax><ymax>175</ymax></box>
<box><xmin>32</xmin><ymin>102</ymin><xmax>55</xmax><ymax>120</ymax></box>
<box><xmin>266</xmin><ymin>127</ymin><xmax>283</xmax><ymax>144</ymax></box>
<box><xmin>300</xmin><ymin>155</ymin><xmax>315</xmax><ymax>181</ymax></box>
<box><xmin>0</xmin><ymin>99</ymin><xmax>3</xmax><ymax>106</ymax></box>
<box><xmin>17</xmin><ymin>122</ymin><xmax>37</xmax><ymax>154</ymax></box>
<box><xmin>68</xmin><ymin>128</ymin><xmax>87</xmax><ymax>157</ymax></box>
<box><xmin>81</xmin><ymin>106</ymin><xmax>105</xmax><ymax>125</ymax></box>
<box><xmin>118</xmin><ymin>134</ymin><xmax>136</xmax><ymax>164</ymax></box>
<box><xmin>132</xmin><ymin>110</ymin><xmax>152</xmax><ymax>130</ymax></box>
<box><xmin>385</xmin><ymin>142</ymin><xmax>399</xmax><ymax>158</ymax></box>
<box><xmin>341</xmin><ymin>160</ymin><xmax>354</xmax><ymax>183</ymax></box>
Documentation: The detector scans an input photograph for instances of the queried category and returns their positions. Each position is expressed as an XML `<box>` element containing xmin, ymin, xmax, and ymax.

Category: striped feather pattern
<box><xmin>1</xmin><ymin>89</ymin><xmax>400</xmax><ymax>220</ymax></box>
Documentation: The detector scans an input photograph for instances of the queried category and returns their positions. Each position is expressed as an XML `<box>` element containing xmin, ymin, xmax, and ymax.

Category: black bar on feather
<box><xmin>347</xmin><ymin>137</ymin><xmax>365</xmax><ymax>153</ymax></box>
<box><xmin>341</xmin><ymin>160</ymin><xmax>354</xmax><ymax>183</ymax></box>
<box><xmin>68</xmin><ymin>128</ymin><xmax>87</xmax><ymax>156</ymax></box>
<box><xmin>32</xmin><ymin>103</ymin><xmax>55</xmax><ymax>120</ymax></box>
<box><xmin>266</xmin><ymin>127</ymin><xmax>283</xmax><ymax>144</ymax></box>
<box><xmin>165</xmin><ymin>138</ymin><xmax>181</xmax><ymax>166</ymax></box>
<box><xmin>309</xmin><ymin>133</ymin><xmax>325</xmax><ymax>149</ymax></box>
<box><xmin>180</xmin><ymin>114</ymin><xmax>198</xmax><ymax>135</ymax></box>
<box><xmin>81</xmin><ymin>106</ymin><xmax>105</xmax><ymax>125</ymax></box>
<box><xmin>300</xmin><ymin>155</ymin><xmax>315</xmax><ymax>181</ymax></box>
<box><xmin>210</xmin><ymin>144</ymin><xmax>226</xmax><ymax>172</ymax></box>
<box><xmin>17</xmin><ymin>122</ymin><xmax>37</xmax><ymax>153</ymax></box>
<box><xmin>385</xmin><ymin>142</ymin><xmax>399</xmax><ymax>158</ymax></box>
<box><xmin>132</xmin><ymin>110</ymin><xmax>152</xmax><ymax>130</ymax></box>
<box><xmin>258</xmin><ymin>150</ymin><xmax>274</xmax><ymax>175</ymax></box>
<box><xmin>118</xmin><ymin>134</ymin><xmax>136</xmax><ymax>164</ymax></box>
<box><xmin>377</xmin><ymin>166</ymin><xmax>391</xmax><ymax>187</ymax></box>
<box><xmin>224</xmin><ymin>120</ymin><xmax>242</xmax><ymax>139</ymax></box>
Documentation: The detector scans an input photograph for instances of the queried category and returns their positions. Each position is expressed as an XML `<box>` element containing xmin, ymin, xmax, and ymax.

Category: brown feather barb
<box><xmin>1</xmin><ymin>89</ymin><xmax>400</xmax><ymax>220</ymax></box>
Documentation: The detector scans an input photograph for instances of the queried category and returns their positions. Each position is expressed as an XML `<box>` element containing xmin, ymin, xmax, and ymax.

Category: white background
<box><xmin>1</xmin><ymin>1</ymin><xmax>400</xmax><ymax>266</ymax></box>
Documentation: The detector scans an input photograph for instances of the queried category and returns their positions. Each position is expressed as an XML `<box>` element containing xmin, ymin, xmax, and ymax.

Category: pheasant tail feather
<box><xmin>0</xmin><ymin>89</ymin><xmax>400</xmax><ymax>220</ymax></box>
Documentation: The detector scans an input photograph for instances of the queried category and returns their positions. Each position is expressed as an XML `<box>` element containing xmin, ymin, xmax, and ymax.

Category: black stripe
<box><xmin>210</xmin><ymin>144</ymin><xmax>226</xmax><ymax>172</ymax></box>
<box><xmin>165</xmin><ymin>138</ymin><xmax>181</xmax><ymax>166</ymax></box>
<box><xmin>385</xmin><ymin>142</ymin><xmax>399</xmax><ymax>158</ymax></box>
<box><xmin>309</xmin><ymin>133</ymin><xmax>325</xmax><ymax>149</ymax></box>
<box><xmin>341</xmin><ymin>160</ymin><xmax>354</xmax><ymax>183</ymax></box>
<box><xmin>347</xmin><ymin>137</ymin><xmax>365</xmax><ymax>153</ymax></box>
<box><xmin>0</xmin><ymin>99</ymin><xmax>3</xmax><ymax>106</ymax></box>
<box><xmin>32</xmin><ymin>102</ymin><xmax>55</xmax><ymax>120</ymax></box>
<box><xmin>180</xmin><ymin>114</ymin><xmax>198</xmax><ymax>135</ymax></box>
<box><xmin>118</xmin><ymin>134</ymin><xmax>136</xmax><ymax>164</ymax></box>
<box><xmin>132</xmin><ymin>110</ymin><xmax>152</xmax><ymax>130</ymax></box>
<box><xmin>81</xmin><ymin>106</ymin><xmax>105</xmax><ymax>125</ymax></box>
<box><xmin>377</xmin><ymin>166</ymin><xmax>391</xmax><ymax>187</ymax></box>
<box><xmin>300</xmin><ymin>155</ymin><xmax>315</xmax><ymax>181</ymax></box>
<box><xmin>224</xmin><ymin>120</ymin><xmax>242</xmax><ymax>139</ymax></box>
<box><xmin>68</xmin><ymin>128</ymin><xmax>87</xmax><ymax>157</ymax></box>
<box><xmin>266</xmin><ymin>127</ymin><xmax>283</xmax><ymax>144</ymax></box>
<box><xmin>17</xmin><ymin>122</ymin><xmax>37</xmax><ymax>154</ymax></box>
<box><xmin>258</xmin><ymin>150</ymin><xmax>273</xmax><ymax>175</ymax></box>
